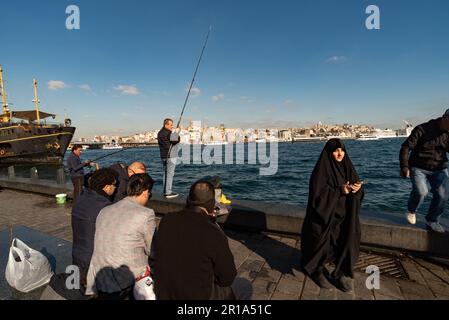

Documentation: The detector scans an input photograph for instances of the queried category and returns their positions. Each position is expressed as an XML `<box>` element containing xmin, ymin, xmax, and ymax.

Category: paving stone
<box><xmin>251</xmin><ymin>279</ymin><xmax>276</xmax><ymax>300</ymax></box>
<box><xmin>300</xmin><ymin>277</ymin><xmax>320</xmax><ymax>300</ymax></box>
<box><xmin>353</xmin><ymin>272</ymin><xmax>375</xmax><ymax>300</ymax></box>
<box><xmin>377</xmin><ymin>276</ymin><xmax>403</xmax><ymax>299</ymax></box>
<box><xmin>397</xmin><ymin>279</ymin><xmax>436</xmax><ymax>300</ymax></box>
<box><xmin>336</xmin><ymin>289</ymin><xmax>355</xmax><ymax>300</ymax></box>
<box><xmin>271</xmin><ymin>291</ymin><xmax>298</xmax><ymax>300</ymax></box>
<box><xmin>426</xmin><ymin>279</ymin><xmax>449</xmax><ymax>296</ymax></box>
<box><xmin>318</xmin><ymin>288</ymin><xmax>337</xmax><ymax>300</ymax></box>
<box><xmin>275</xmin><ymin>276</ymin><xmax>303</xmax><ymax>296</ymax></box>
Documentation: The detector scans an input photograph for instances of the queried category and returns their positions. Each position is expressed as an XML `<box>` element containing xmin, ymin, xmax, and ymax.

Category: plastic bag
<box><xmin>133</xmin><ymin>269</ymin><xmax>156</xmax><ymax>300</ymax></box>
<box><xmin>5</xmin><ymin>238</ymin><xmax>54</xmax><ymax>293</ymax></box>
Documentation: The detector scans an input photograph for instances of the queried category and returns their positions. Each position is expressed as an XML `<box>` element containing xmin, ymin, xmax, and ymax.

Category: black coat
<box><xmin>300</xmin><ymin>139</ymin><xmax>363</xmax><ymax>278</ymax></box>
<box><xmin>157</xmin><ymin>127</ymin><xmax>180</xmax><ymax>160</ymax></box>
<box><xmin>400</xmin><ymin>117</ymin><xmax>449</xmax><ymax>171</ymax></box>
<box><xmin>71</xmin><ymin>189</ymin><xmax>112</xmax><ymax>272</ymax></box>
<box><xmin>153</xmin><ymin>206</ymin><xmax>237</xmax><ymax>300</ymax></box>
<box><xmin>109</xmin><ymin>163</ymin><xmax>129</xmax><ymax>202</ymax></box>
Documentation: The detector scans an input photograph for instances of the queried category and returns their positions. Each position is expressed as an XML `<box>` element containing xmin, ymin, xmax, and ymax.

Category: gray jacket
<box><xmin>85</xmin><ymin>197</ymin><xmax>156</xmax><ymax>295</ymax></box>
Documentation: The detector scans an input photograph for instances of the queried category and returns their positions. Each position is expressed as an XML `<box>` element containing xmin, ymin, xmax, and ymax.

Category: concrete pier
<box><xmin>1</xmin><ymin>189</ymin><xmax>449</xmax><ymax>300</ymax></box>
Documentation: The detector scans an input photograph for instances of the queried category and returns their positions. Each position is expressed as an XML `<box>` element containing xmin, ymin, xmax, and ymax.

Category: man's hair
<box><xmin>72</xmin><ymin>144</ymin><xmax>83</xmax><ymax>152</ymax></box>
<box><xmin>127</xmin><ymin>173</ymin><xmax>155</xmax><ymax>197</ymax></box>
<box><xmin>186</xmin><ymin>180</ymin><xmax>216</xmax><ymax>213</ymax></box>
<box><xmin>89</xmin><ymin>169</ymin><xmax>119</xmax><ymax>192</ymax></box>
<box><xmin>164</xmin><ymin>118</ymin><xmax>173</xmax><ymax>126</ymax></box>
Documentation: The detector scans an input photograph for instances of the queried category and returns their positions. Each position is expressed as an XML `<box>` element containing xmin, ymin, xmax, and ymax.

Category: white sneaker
<box><xmin>405</xmin><ymin>212</ymin><xmax>416</xmax><ymax>225</ymax></box>
<box><xmin>426</xmin><ymin>221</ymin><xmax>446</xmax><ymax>233</ymax></box>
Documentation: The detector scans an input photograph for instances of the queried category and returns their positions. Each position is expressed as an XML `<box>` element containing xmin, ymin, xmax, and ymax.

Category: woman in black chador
<box><xmin>300</xmin><ymin>138</ymin><xmax>364</xmax><ymax>292</ymax></box>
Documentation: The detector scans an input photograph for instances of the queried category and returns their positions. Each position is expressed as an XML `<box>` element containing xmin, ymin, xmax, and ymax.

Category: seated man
<box><xmin>71</xmin><ymin>168</ymin><xmax>118</xmax><ymax>288</ymax></box>
<box><xmin>109</xmin><ymin>162</ymin><xmax>146</xmax><ymax>202</ymax></box>
<box><xmin>85</xmin><ymin>173</ymin><xmax>156</xmax><ymax>299</ymax></box>
<box><xmin>154</xmin><ymin>180</ymin><xmax>237</xmax><ymax>300</ymax></box>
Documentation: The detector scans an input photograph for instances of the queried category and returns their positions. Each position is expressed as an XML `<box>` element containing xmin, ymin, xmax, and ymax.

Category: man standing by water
<box><xmin>400</xmin><ymin>109</ymin><xmax>449</xmax><ymax>233</ymax></box>
<box><xmin>67</xmin><ymin>144</ymin><xmax>92</xmax><ymax>203</ymax></box>
<box><xmin>158</xmin><ymin>118</ymin><xmax>180</xmax><ymax>199</ymax></box>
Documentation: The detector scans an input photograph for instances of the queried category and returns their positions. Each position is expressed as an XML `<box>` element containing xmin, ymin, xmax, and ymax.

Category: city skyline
<box><xmin>1</xmin><ymin>0</ymin><xmax>449</xmax><ymax>138</ymax></box>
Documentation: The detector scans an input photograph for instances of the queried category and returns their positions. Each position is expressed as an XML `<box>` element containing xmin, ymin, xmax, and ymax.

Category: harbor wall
<box><xmin>1</xmin><ymin>171</ymin><xmax>449</xmax><ymax>258</ymax></box>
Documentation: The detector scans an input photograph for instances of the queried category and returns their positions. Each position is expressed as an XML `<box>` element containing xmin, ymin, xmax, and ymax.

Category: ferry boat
<box><xmin>357</xmin><ymin>134</ymin><xmax>380</xmax><ymax>141</ymax></box>
<box><xmin>102</xmin><ymin>140</ymin><xmax>123</xmax><ymax>150</ymax></box>
<box><xmin>0</xmin><ymin>65</ymin><xmax>75</xmax><ymax>165</ymax></box>
<box><xmin>203</xmin><ymin>141</ymin><xmax>229</xmax><ymax>146</ymax></box>
<box><xmin>292</xmin><ymin>136</ymin><xmax>324</xmax><ymax>143</ymax></box>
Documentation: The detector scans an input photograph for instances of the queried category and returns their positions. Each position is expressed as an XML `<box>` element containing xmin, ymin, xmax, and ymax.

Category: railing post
<box><xmin>30</xmin><ymin>167</ymin><xmax>38</xmax><ymax>181</ymax></box>
<box><xmin>56</xmin><ymin>168</ymin><xmax>66</xmax><ymax>185</ymax></box>
<box><xmin>8</xmin><ymin>166</ymin><xmax>15</xmax><ymax>180</ymax></box>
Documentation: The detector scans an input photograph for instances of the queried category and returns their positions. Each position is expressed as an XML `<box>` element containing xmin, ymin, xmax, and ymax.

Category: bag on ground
<box><xmin>5</xmin><ymin>238</ymin><xmax>54</xmax><ymax>293</ymax></box>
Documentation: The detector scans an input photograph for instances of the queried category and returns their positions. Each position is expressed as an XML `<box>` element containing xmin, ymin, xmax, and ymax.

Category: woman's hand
<box><xmin>351</xmin><ymin>182</ymin><xmax>363</xmax><ymax>193</ymax></box>
<box><xmin>342</xmin><ymin>182</ymin><xmax>351</xmax><ymax>195</ymax></box>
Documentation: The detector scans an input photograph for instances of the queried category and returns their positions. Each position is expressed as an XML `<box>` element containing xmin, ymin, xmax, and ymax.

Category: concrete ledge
<box><xmin>1</xmin><ymin>175</ymin><xmax>449</xmax><ymax>258</ymax></box>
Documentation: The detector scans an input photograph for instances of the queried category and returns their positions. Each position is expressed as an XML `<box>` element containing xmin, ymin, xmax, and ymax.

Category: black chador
<box><xmin>300</xmin><ymin>139</ymin><xmax>363</xmax><ymax>289</ymax></box>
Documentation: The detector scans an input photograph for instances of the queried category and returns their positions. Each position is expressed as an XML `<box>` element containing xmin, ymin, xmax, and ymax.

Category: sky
<box><xmin>1</xmin><ymin>0</ymin><xmax>449</xmax><ymax>138</ymax></box>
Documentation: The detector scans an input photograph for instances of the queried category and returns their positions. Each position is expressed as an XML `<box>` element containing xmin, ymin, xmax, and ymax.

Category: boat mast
<box><xmin>0</xmin><ymin>65</ymin><xmax>10</xmax><ymax>122</ymax></box>
<box><xmin>33</xmin><ymin>78</ymin><xmax>40</xmax><ymax>124</ymax></box>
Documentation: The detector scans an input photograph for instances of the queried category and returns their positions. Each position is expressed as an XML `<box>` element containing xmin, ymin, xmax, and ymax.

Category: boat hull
<box><xmin>0</xmin><ymin>125</ymin><xmax>75</xmax><ymax>165</ymax></box>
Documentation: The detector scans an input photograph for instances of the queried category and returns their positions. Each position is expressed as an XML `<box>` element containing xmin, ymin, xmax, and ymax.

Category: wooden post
<box><xmin>7</xmin><ymin>166</ymin><xmax>15</xmax><ymax>180</ymax></box>
<box><xmin>30</xmin><ymin>167</ymin><xmax>38</xmax><ymax>181</ymax></box>
<box><xmin>56</xmin><ymin>168</ymin><xmax>66</xmax><ymax>185</ymax></box>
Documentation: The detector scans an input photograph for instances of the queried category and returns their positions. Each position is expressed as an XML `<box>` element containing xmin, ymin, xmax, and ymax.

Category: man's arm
<box><xmin>67</xmin><ymin>156</ymin><xmax>86</xmax><ymax>173</ymax></box>
<box><xmin>212</xmin><ymin>230</ymin><xmax>237</xmax><ymax>287</ymax></box>
<box><xmin>143</xmin><ymin>212</ymin><xmax>157</xmax><ymax>257</ymax></box>
<box><xmin>400</xmin><ymin>126</ymin><xmax>423</xmax><ymax>170</ymax></box>
<box><xmin>169</xmin><ymin>131</ymin><xmax>181</xmax><ymax>146</ymax></box>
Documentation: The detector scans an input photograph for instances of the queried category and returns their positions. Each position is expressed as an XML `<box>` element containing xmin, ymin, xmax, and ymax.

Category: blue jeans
<box><xmin>162</xmin><ymin>158</ymin><xmax>177</xmax><ymax>195</ymax></box>
<box><xmin>407</xmin><ymin>167</ymin><xmax>449</xmax><ymax>223</ymax></box>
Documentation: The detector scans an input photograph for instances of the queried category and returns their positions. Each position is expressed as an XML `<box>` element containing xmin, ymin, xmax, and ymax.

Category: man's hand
<box><xmin>400</xmin><ymin>167</ymin><xmax>410</xmax><ymax>178</ymax></box>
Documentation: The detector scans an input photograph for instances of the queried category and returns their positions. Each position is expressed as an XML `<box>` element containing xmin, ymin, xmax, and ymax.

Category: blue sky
<box><xmin>1</xmin><ymin>0</ymin><xmax>449</xmax><ymax>138</ymax></box>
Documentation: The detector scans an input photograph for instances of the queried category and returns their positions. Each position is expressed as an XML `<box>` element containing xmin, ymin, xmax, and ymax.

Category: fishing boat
<box><xmin>0</xmin><ymin>65</ymin><xmax>75</xmax><ymax>165</ymax></box>
<box><xmin>102</xmin><ymin>140</ymin><xmax>123</xmax><ymax>150</ymax></box>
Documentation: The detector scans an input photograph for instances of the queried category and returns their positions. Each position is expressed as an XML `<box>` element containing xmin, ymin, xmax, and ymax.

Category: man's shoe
<box><xmin>426</xmin><ymin>221</ymin><xmax>446</xmax><ymax>233</ymax></box>
<box><xmin>310</xmin><ymin>271</ymin><xmax>334</xmax><ymax>289</ymax></box>
<box><xmin>405</xmin><ymin>212</ymin><xmax>416</xmax><ymax>225</ymax></box>
<box><xmin>164</xmin><ymin>193</ymin><xmax>179</xmax><ymax>199</ymax></box>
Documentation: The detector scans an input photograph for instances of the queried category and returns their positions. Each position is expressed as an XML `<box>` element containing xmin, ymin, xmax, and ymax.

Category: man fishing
<box><xmin>157</xmin><ymin>26</ymin><xmax>212</xmax><ymax>199</ymax></box>
<box><xmin>158</xmin><ymin>119</ymin><xmax>180</xmax><ymax>199</ymax></box>
<box><xmin>400</xmin><ymin>109</ymin><xmax>449</xmax><ymax>233</ymax></box>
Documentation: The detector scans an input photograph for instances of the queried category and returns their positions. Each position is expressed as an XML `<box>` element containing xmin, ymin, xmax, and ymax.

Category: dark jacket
<box><xmin>71</xmin><ymin>188</ymin><xmax>112</xmax><ymax>273</ymax></box>
<box><xmin>400</xmin><ymin>118</ymin><xmax>449</xmax><ymax>171</ymax></box>
<box><xmin>67</xmin><ymin>152</ymin><xmax>86</xmax><ymax>178</ymax></box>
<box><xmin>109</xmin><ymin>163</ymin><xmax>129</xmax><ymax>202</ymax></box>
<box><xmin>157</xmin><ymin>127</ymin><xmax>180</xmax><ymax>160</ymax></box>
<box><xmin>154</xmin><ymin>206</ymin><xmax>237</xmax><ymax>300</ymax></box>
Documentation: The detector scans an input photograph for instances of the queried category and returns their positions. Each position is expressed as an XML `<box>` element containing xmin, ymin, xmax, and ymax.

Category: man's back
<box><xmin>154</xmin><ymin>207</ymin><xmax>237</xmax><ymax>300</ymax></box>
<box><xmin>109</xmin><ymin>163</ymin><xmax>128</xmax><ymax>202</ymax></box>
<box><xmin>86</xmin><ymin>197</ymin><xmax>156</xmax><ymax>295</ymax></box>
<box><xmin>400</xmin><ymin>118</ymin><xmax>449</xmax><ymax>171</ymax></box>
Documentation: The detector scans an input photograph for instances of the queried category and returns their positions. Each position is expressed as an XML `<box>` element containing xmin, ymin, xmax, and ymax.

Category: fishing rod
<box><xmin>175</xmin><ymin>26</ymin><xmax>212</xmax><ymax>129</ymax></box>
<box><xmin>89</xmin><ymin>149</ymin><xmax>127</xmax><ymax>163</ymax></box>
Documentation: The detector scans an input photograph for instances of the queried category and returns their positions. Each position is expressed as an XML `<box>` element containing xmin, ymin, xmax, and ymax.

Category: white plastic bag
<box><xmin>5</xmin><ymin>238</ymin><xmax>54</xmax><ymax>293</ymax></box>
<box><xmin>133</xmin><ymin>275</ymin><xmax>156</xmax><ymax>300</ymax></box>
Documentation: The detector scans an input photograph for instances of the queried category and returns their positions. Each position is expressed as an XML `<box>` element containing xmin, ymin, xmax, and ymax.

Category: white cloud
<box><xmin>114</xmin><ymin>85</ymin><xmax>140</xmax><ymax>96</ymax></box>
<box><xmin>48</xmin><ymin>80</ymin><xmax>68</xmax><ymax>90</ymax></box>
<box><xmin>326</xmin><ymin>55</ymin><xmax>347</xmax><ymax>64</ymax></box>
<box><xmin>78</xmin><ymin>84</ymin><xmax>91</xmax><ymax>91</ymax></box>
<box><xmin>185</xmin><ymin>85</ymin><xmax>201</xmax><ymax>98</ymax></box>
<box><xmin>212</xmin><ymin>93</ymin><xmax>225</xmax><ymax>102</ymax></box>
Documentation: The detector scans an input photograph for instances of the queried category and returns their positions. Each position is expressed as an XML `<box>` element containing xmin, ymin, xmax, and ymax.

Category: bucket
<box><xmin>55</xmin><ymin>194</ymin><xmax>67</xmax><ymax>205</ymax></box>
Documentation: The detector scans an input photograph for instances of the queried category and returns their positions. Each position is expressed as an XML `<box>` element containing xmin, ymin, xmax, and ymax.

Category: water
<box><xmin>1</xmin><ymin>139</ymin><xmax>448</xmax><ymax>218</ymax></box>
